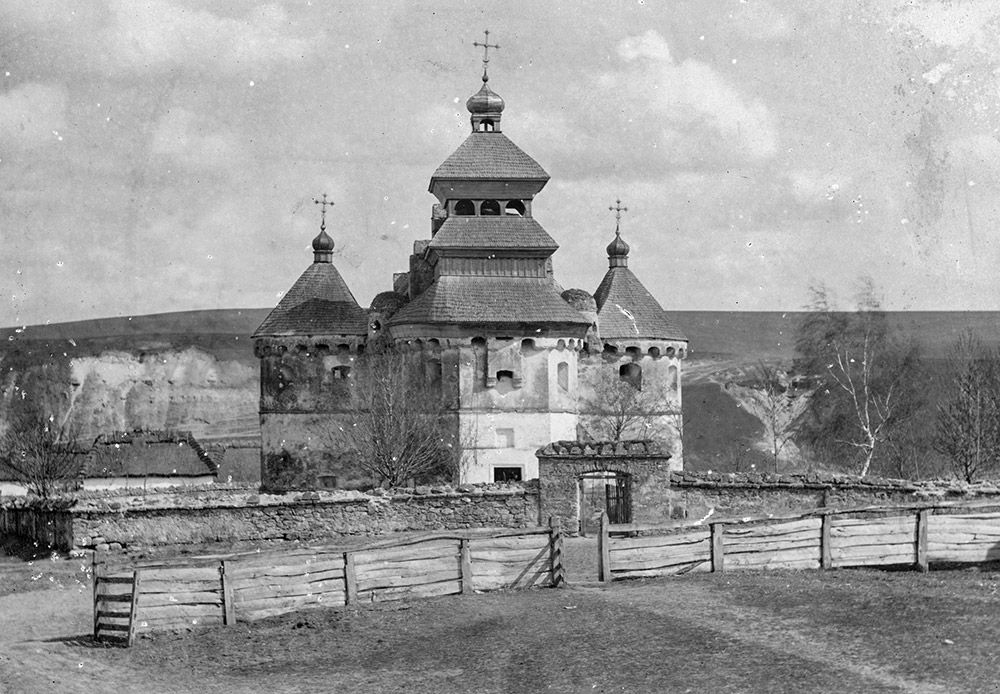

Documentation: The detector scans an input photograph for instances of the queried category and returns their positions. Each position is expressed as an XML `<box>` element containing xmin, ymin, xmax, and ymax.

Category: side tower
<box><xmin>390</xmin><ymin>46</ymin><xmax>591</xmax><ymax>483</ymax></box>
<box><xmin>252</xmin><ymin>206</ymin><xmax>369</xmax><ymax>491</ymax></box>
<box><xmin>577</xmin><ymin>205</ymin><xmax>688</xmax><ymax>466</ymax></box>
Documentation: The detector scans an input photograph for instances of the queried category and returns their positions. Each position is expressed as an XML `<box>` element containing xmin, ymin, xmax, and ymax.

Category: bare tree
<box><xmin>580</xmin><ymin>367</ymin><xmax>675</xmax><ymax>442</ymax></box>
<box><xmin>726</xmin><ymin>362</ymin><xmax>813</xmax><ymax>472</ymax></box>
<box><xmin>934</xmin><ymin>333</ymin><xmax>1000</xmax><ymax>482</ymax></box>
<box><xmin>795</xmin><ymin>278</ymin><xmax>921</xmax><ymax>477</ymax></box>
<box><xmin>330</xmin><ymin>349</ymin><xmax>461</xmax><ymax>488</ymax></box>
<box><xmin>0</xmin><ymin>407</ymin><xmax>82</xmax><ymax>498</ymax></box>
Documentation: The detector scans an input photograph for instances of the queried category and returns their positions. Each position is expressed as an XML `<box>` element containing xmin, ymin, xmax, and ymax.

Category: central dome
<box><xmin>466</xmin><ymin>81</ymin><xmax>505</xmax><ymax>115</ymax></box>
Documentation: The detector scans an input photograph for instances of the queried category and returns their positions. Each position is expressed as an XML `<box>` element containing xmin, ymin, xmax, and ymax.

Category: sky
<box><xmin>3</xmin><ymin>0</ymin><xmax>1000</xmax><ymax>328</ymax></box>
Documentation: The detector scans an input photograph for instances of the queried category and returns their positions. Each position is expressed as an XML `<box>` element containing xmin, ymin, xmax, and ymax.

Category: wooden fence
<box><xmin>598</xmin><ymin>502</ymin><xmax>1000</xmax><ymax>582</ymax></box>
<box><xmin>93</xmin><ymin>522</ymin><xmax>565</xmax><ymax>646</ymax></box>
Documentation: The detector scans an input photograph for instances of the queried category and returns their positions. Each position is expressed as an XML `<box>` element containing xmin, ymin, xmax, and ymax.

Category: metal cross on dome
<box><xmin>473</xmin><ymin>29</ymin><xmax>500</xmax><ymax>80</ymax></box>
<box><xmin>609</xmin><ymin>198</ymin><xmax>628</xmax><ymax>234</ymax></box>
<box><xmin>313</xmin><ymin>193</ymin><xmax>334</xmax><ymax>232</ymax></box>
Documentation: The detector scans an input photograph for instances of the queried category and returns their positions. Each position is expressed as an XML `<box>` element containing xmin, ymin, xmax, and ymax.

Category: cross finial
<box><xmin>473</xmin><ymin>29</ymin><xmax>500</xmax><ymax>82</ymax></box>
<box><xmin>313</xmin><ymin>193</ymin><xmax>334</xmax><ymax>232</ymax></box>
<box><xmin>609</xmin><ymin>198</ymin><xmax>628</xmax><ymax>234</ymax></box>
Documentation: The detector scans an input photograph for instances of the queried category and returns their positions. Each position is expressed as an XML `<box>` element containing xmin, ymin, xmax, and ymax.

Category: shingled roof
<box><xmin>429</xmin><ymin>217</ymin><xmax>558</xmax><ymax>251</ymax></box>
<box><xmin>430</xmin><ymin>132</ymin><xmax>549</xmax><ymax>183</ymax></box>
<box><xmin>594</xmin><ymin>267</ymin><xmax>687</xmax><ymax>341</ymax></box>
<box><xmin>390</xmin><ymin>276</ymin><xmax>590</xmax><ymax>328</ymax></box>
<box><xmin>253</xmin><ymin>262</ymin><xmax>368</xmax><ymax>338</ymax></box>
<box><xmin>83</xmin><ymin>430</ymin><xmax>219</xmax><ymax>479</ymax></box>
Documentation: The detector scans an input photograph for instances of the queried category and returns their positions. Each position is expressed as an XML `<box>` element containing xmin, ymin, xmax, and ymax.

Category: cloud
<box><xmin>892</xmin><ymin>1</ymin><xmax>1000</xmax><ymax>50</ymax></box>
<box><xmin>730</xmin><ymin>0</ymin><xmax>794</xmax><ymax>41</ymax></box>
<box><xmin>106</xmin><ymin>1</ymin><xmax>321</xmax><ymax>71</ymax></box>
<box><xmin>150</xmin><ymin>107</ymin><xmax>239</xmax><ymax>168</ymax></box>
<box><xmin>2</xmin><ymin>1</ymin><xmax>324</xmax><ymax>75</ymax></box>
<box><xmin>0</xmin><ymin>82</ymin><xmax>68</xmax><ymax>151</ymax></box>
<box><xmin>613</xmin><ymin>30</ymin><xmax>778</xmax><ymax>161</ymax></box>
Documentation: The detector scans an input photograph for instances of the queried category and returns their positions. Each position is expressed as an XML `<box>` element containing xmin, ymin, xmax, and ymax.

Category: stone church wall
<box><xmin>0</xmin><ymin>482</ymin><xmax>539</xmax><ymax>552</ymax></box>
<box><xmin>666</xmin><ymin>471</ymin><xmax>1000</xmax><ymax>521</ymax></box>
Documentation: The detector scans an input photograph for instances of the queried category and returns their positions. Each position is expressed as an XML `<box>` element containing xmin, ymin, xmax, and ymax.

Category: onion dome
<box><xmin>369</xmin><ymin>290</ymin><xmax>408</xmax><ymax>315</ymax></box>
<box><xmin>312</xmin><ymin>229</ymin><xmax>334</xmax><ymax>263</ymax></box>
<box><xmin>561</xmin><ymin>288</ymin><xmax>597</xmax><ymax>313</ymax></box>
<box><xmin>466</xmin><ymin>78</ymin><xmax>505</xmax><ymax>132</ymax></box>
<box><xmin>606</xmin><ymin>232</ymin><xmax>630</xmax><ymax>267</ymax></box>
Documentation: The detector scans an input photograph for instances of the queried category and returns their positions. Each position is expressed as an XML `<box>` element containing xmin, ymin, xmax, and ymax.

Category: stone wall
<box><xmin>2</xmin><ymin>482</ymin><xmax>540</xmax><ymax>552</ymax></box>
<box><xmin>667</xmin><ymin>471</ymin><xmax>1000</xmax><ymax>521</ymax></box>
<box><xmin>537</xmin><ymin>440</ymin><xmax>673</xmax><ymax>533</ymax></box>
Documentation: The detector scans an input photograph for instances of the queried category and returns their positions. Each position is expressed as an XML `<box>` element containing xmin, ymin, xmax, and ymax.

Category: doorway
<box><xmin>578</xmin><ymin>471</ymin><xmax>632</xmax><ymax>535</ymax></box>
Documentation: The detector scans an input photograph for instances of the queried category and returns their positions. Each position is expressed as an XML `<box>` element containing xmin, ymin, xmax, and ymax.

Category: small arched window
<box><xmin>455</xmin><ymin>200</ymin><xmax>475</xmax><ymax>216</ymax></box>
<box><xmin>619</xmin><ymin>363</ymin><xmax>642</xmax><ymax>390</ymax></box>
<box><xmin>505</xmin><ymin>200</ymin><xmax>526</xmax><ymax>216</ymax></box>
<box><xmin>557</xmin><ymin>361</ymin><xmax>569</xmax><ymax>391</ymax></box>
<box><xmin>478</xmin><ymin>119</ymin><xmax>495</xmax><ymax>132</ymax></box>
<box><xmin>480</xmin><ymin>200</ymin><xmax>501</xmax><ymax>216</ymax></box>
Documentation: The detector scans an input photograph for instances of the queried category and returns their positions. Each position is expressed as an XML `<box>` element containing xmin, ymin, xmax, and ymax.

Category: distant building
<box><xmin>254</xmin><ymin>56</ymin><xmax>687</xmax><ymax>490</ymax></box>
<box><xmin>82</xmin><ymin>430</ymin><xmax>219</xmax><ymax>489</ymax></box>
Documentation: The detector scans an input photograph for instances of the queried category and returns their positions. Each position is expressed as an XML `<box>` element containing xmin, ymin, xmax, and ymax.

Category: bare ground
<box><xmin>1</xmin><ymin>541</ymin><xmax>999</xmax><ymax>694</ymax></box>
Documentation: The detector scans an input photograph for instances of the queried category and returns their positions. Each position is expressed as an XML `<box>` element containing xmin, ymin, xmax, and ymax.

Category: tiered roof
<box><xmin>253</xmin><ymin>262</ymin><xmax>367</xmax><ymax>338</ymax></box>
<box><xmin>430</xmin><ymin>132</ymin><xmax>548</xmax><ymax>184</ymax></box>
<box><xmin>390</xmin><ymin>276</ymin><xmax>588</xmax><ymax>328</ymax></box>
<box><xmin>429</xmin><ymin>217</ymin><xmax>557</xmax><ymax>251</ymax></box>
<box><xmin>594</xmin><ymin>264</ymin><xmax>686</xmax><ymax>341</ymax></box>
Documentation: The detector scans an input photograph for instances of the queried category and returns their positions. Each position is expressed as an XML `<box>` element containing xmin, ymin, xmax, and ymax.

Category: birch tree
<box><xmin>795</xmin><ymin>278</ymin><xmax>921</xmax><ymax>476</ymax></box>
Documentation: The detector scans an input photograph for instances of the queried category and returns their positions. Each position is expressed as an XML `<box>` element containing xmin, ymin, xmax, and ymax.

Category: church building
<box><xmin>253</xmin><ymin>41</ymin><xmax>687</xmax><ymax>491</ymax></box>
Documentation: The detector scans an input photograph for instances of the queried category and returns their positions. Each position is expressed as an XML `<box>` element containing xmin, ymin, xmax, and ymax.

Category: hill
<box><xmin>3</xmin><ymin>308</ymin><xmax>999</xmax><ymax>479</ymax></box>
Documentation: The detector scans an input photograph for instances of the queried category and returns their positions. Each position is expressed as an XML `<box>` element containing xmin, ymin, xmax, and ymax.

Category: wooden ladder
<box><xmin>93</xmin><ymin>560</ymin><xmax>141</xmax><ymax>647</ymax></box>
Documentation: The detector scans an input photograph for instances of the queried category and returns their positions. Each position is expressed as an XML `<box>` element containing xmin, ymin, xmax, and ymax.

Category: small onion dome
<box><xmin>466</xmin><ymin>81</ymin><xmax>505</xmax><ymax>115</ymax></box>
<box><xmin>312</xmin><ymin>229</ymin><xmax>334</xmax><ymax>263</ymax></box>
<box><xmin>561</xmin><ymin>288</ymin><xmax>597</xmax><ymax>313</ymax></box>
<box><xmin>606</xmin><ymin>232</ymin><xmax>630</xmax><ymax>263</ymax></box>
<box><xmin>466</xmin><ymin>81</ymin><xmax>504</xmax><ymax>132</ymax></box>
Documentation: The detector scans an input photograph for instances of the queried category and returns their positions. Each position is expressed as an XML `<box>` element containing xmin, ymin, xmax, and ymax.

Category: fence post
<box><xmin>127</xmin><ymin>570</ymin><xmax>141</xmax><ymax>647</ymax></box>
<box><xmin>821</xmin><ymin>513</ymin><xmax>833</xmax><ymax>570</ymax></box>
<box><xmin>91</xmin><ymin>552</ymin><xmax>104</xmax><ymax>639</ymax></box>
<box><xmin>916</xmin><ymin>509</ymin><xmax>929</xmax><ymax>572</ymax></box>
<box><xmin>598</xmin><ymin>511</ymin><xmax>611</xmax><ymax>582</ymax></box>
<box><xmin>460</xmin><ymin>539</ymin><xmax>473</xmax><ymax>594</ymax></box>
<box><xmin>344</xmin><ymin>551</ymin><xmax>358</xmax><ymax>604</ymax></box>
<box><xmin>220</xmin><ymin>560</ymin><xmax>235</xmax><ymax>625</ymax></box>
<box><xmin>548</xmin><ymin>516</ymin><xmax>565</xmax><ymax>587</ymax></box>
<box><xmin>710</xmin><ymin>523</ymin><xmax>725</xmax><ymax>573</ymax></box>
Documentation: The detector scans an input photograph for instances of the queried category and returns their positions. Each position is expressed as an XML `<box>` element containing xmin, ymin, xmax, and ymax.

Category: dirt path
<box><xmin>586</xmin><ymin>581</ymin><xmax>951</xmax><ymax>694</ymax></box>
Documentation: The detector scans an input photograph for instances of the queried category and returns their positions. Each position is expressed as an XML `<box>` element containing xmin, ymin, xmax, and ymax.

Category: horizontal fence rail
<box><xmin>94</xmin><ymin>521</ymin><xmax>564</xmax><ymax>645</ymax></box>
<box><xmin>598</xmin><ymin>502</ymin><xmax>1000</xmax><ymax>582</ymax></box>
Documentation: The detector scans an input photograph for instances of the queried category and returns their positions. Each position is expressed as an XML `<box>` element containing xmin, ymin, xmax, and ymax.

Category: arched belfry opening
<box><xmin>481</xmin><ymin>200</ymin><xmax>501</xmax><ymax>216</ymax></box>
<box><xmin>454</xmin><ymin>200</ymin><xmax>475</xmax><ymax>216</ymax></box>
<box><xmin>505</xmin><ymin>200</ymin><xmax>526</xmax><ymax>216</ymax></box>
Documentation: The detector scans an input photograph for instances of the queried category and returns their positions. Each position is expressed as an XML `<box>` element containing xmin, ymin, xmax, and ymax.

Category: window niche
<box><xmin>493</xmin><ymin>466</ymin><xmax>522</xmax><ymax>482</ymax></box>
<box><xmin>619</xmin><ymin>363</ymin><xmax>642</xmax><ymax>390</ymax></box>
<box><xmin>557</xmin><ymin>361</ymin><xmax>570</xmax><ymax>391</ymax></box>
<box><xmin>495</xmin><ymin>369</ymin><xmax>515</xmax><ymax>395</ymax></box>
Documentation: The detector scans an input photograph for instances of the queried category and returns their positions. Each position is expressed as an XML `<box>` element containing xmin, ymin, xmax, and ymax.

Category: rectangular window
<box><xmin>493</xmin><ymin>466</ymin><xmax>523</xmax><ymax>482</ymax></box>
<box><xmin>495</xmin><ymin>428</ymin><xmax>515</xmax><ymax>448</ymax></box>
